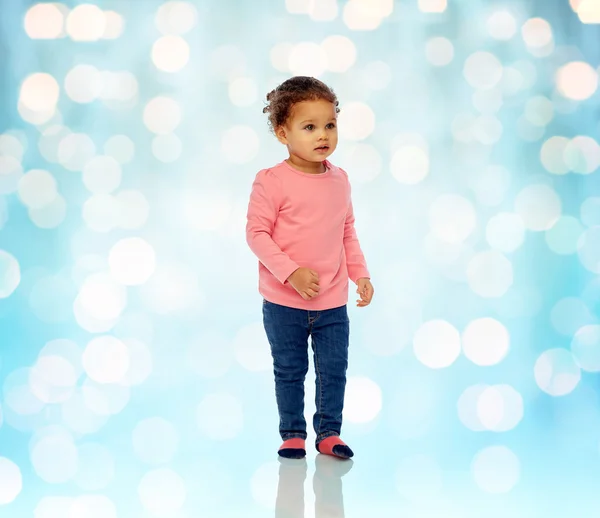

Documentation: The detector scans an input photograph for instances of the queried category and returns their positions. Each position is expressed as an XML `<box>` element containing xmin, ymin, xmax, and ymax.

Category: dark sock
<box><xmin>316</xmin><ymin>436</ymin><xmax>354</xmax><ymax>459</ymax></box>
<box><xmin>278</xmin><ymin>438</ymin><xmax>306</xmax><ymax>459</ymax></box>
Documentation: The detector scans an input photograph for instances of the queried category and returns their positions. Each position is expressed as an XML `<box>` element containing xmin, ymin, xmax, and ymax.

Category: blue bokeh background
<box><xmin>1</xmin><ymin>0</ymin><xmax>600</xmax><ymax>516</ymax></box>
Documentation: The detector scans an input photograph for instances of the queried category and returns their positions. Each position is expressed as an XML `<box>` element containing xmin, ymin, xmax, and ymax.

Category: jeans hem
<box><xmin>281</xmin><ymin>433</ymin><xmax>308</xmax><ymax>440</ymax></box>
<box><xmin>315</xmin><ymin>431</ymin><xmax>339</xmax><ymax>445</ymax></box>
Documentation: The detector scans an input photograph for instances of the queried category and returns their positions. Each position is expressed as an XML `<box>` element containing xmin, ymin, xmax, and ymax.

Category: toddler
<box><xmin>246</xmin><ymin>76</ymin><xmax>374</xmax><ymax>460</ymax></box>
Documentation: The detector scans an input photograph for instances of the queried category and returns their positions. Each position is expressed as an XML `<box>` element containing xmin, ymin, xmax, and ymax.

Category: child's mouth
<box><xmin>315</xmin><ymin>146</ymin><xmax>329</xmax><ymax>152</ymax></box>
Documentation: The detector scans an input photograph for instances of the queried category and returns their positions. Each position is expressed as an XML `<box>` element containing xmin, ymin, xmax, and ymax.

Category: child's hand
<box><xmin>287</xmin><ymin>267</ymin><xmax>320</xmax><ymax>301</ymax></box>
<box><xmin>356</xmin><ymin>278</ymin><xmax>374</xmax><ymax>307</ymax></box>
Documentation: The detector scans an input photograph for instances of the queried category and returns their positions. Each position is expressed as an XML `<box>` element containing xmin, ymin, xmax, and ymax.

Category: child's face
<box><xmin>276</xmin><ymin>99</ymin><xmax>338</xmax><ymax>163</ymax></box>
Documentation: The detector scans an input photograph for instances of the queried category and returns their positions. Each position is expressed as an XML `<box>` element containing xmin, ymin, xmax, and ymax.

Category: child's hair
<box><xmin>263</xmin><ymin>76</ymin><xmax>340</xmax><ymax>134</ymax></box>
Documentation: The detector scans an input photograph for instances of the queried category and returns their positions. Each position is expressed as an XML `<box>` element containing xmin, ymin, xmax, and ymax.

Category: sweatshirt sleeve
<box><xmin>343</xmin><ymin>174</ymin><xmax>370</xmax><ymax>284</ymax></box>
<box><xmin>246</xmin><ymin>169</ymin><xmax>300</xmax><ymax>284</ymax></box>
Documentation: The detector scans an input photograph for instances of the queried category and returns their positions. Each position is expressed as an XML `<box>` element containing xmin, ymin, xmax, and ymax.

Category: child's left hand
<box><xmin>356</xmin><ymin>278</ymin><xmax>374</xmax><ymax>307</ymax></box>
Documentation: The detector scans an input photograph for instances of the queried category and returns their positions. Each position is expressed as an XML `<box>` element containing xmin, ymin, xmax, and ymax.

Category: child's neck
<box><xmin>286</xmin><ymin>155</ymin><xmax>326</xmax><ymax>175</ymax></box>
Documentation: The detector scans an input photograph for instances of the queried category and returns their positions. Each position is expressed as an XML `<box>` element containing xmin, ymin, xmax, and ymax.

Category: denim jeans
<box><xmin>262</xmin><ymin>299</ymin><xmax>350</xmax><ymax>446</ymax></box>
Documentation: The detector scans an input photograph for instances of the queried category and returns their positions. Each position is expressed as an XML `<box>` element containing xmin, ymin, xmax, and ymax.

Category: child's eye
<box><xmin>326</xmin><ymin>123</ymin><xmax>336</xmax><ymax>129</ymax></box>
<box><xmin>304</xmin><ymin>124</ymin><xmax>314</xmax><ymax>130</ymax></box>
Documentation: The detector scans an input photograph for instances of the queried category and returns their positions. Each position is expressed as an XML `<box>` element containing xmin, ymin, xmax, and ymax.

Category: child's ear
<box><xmin>275</xmin><ymin>126</ymin><xmax>288</xmax><ymax>145</ymax></box>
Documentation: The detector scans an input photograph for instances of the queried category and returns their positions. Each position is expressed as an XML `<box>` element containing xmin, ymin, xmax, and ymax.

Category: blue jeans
<box><xmin>262</xmin><ymin>300</ymin><xmax>350</xmax><ymax>446</ymax></box>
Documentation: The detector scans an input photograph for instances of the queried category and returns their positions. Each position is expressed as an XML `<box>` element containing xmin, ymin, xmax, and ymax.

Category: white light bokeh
<box><xmin>534</xmin><ymin>348</ymin><xmax>581</xmax><ymax>396</ymax></box>
<box><xmin>65</xmin><ymin>64</ymin><xmax>103</xmax><ymax>103</ymax></box>
<box><xmin>391</xmin><ymin>145</ymin><xmax>429</xmax><ymax>185</ymax></box>
<box><xmin>343</xmin><ymin>0</ymin><xmax>389</xmax><ymax>31</ymax></box>
<box><xmin>35</xmin><ymin>497</ymin><xmax>75</xmax><ymax>518</ymax></box>
<box><xmin>321</xmin><ymin>35</ymin><xmax>357</xmax><ymax>73</ymax></box>
<box><xmin>540</xmin><ymin>136</ymin><xmax>569</xmax><ymax>175</ymax></box>
<box><xmin>418</xmin><ymin>0</ymin><xmax>447</xmax><ymax>13</ymax></box>
<box><xmin>139</xmin><ymin>468</ymin><xmax>187</xmax><ymax>516</ymax></box>
<box><xmin>73</xmin><ymin>443</ymin><xmax>115</xmax><ymax>490</ymax></box>
<box><xmin>521</xmin><ymin>18</ymin><xmax>553</xmax><ymax>48</ymax></box>
<box><xmin>140</xmin><ymin>262</ymin><xmax>202</xmax><ymax>314</ymax></box>
<box><xmin>487</xmin><ymin>10</ymin><xmax>517</xmax><ymax>40</ymax></box>
<box><xmin>133</xmin><ymin>417</ymin><xmax>179</xmax><ymax>465</ymax></box>
<box><xmin>57</xmin><ymin>133</ymin><xmax>96</xmax><ymax>171</ymax></box>
<box><xmin>3</xmin><ymin>368</ymin><xmax>45</xmax><ymax>417</ymax></box>
<box><xmin>152</xmin><ymin>36</ymin><xmax>190</xmax><ymax>73</ymax></box>
<box><xmin>270</xmin><ymin>42</ymin><xmax>293</xmax><ymax>73</ymax></box>
<box><xmin>197</xmin><ymin>393</ymin><xmax>244</xmax><ymax>440</ymax></box>
<box><xmin>571</xmin><ymin>325</ymin><xmax>600</xmax><ymax>372</ymax></box>
<box><xmin>228</xmin><ymin>77</ymin><xmax>258</xmax><ymax>106</ymax></box>
<box><xmin>29</xmin><ymin>355</ymin><xmax>78</xmax><ymax>404</ymax></box>
<box><xmin>525</xmin><ymin>96</ymin><xmax>554</xmax><ymax>126</ymax></box>
<box><xmin>462</xmin><ymin>318</ymin><xmax>510</xmax><ymax>366</ymax></box>
<box><xmin>221</xmin><ymin>125</ymin><xmax>260</xmax><ymax>164</ymax></box>
<box><xmin>82</xmin><ymin>336</ymin><xmax>130</xmax><ymax>384</ymax></box>
<box><xmin>70</xmin><ymin>495</ymin><xmax>118</xmax><ymax>518</ymax></box>
<box><xmin>30</xmin><ymin>431</ymin><xmax>78</xmax><ymax>483</ymax></box>
<box><xmin>152</xmin><ymin>134</ymin><xmax>182</xmax><ymax>163</ymax></box>
<box><xmin>486</xmin><ymin>212</ymin><xmax>526</xmax><ymax>253</ymax></box>
<box><xmin>61</xmin><ymin>389</ymin><xmax>109</xmax><ymax>434</ymax></box>
<box><xmin>103</xmin><ymin>10</ymin><xmax>124</xmax><ymax>39</ymax></box>
<box><xmin>429</xmin><ymin>194</ymin><xmax>476</xmax><ymax>244</ymax></box>
<box><xmin>82</xmin><ymin>194</ymin><xmax>120</xmax><ymax>232</ymax></box>
<box><xmin>309</xmin><ymin>0</ymin><xmax>338</xmax><ymax>21</ymax></box>
<box><xmin>82</xmin><ymin>377</ymin><xmax>130</xmax><ymax>416</ymax></box>
<box><xmin>338</xmin><ymin>102</ymin><xmax>376</xmax><ymax>141</ymax></box>
<box><xmin>555</xmin><ymin>61</ymin><xmax>598</xmax><ymax>101</ymax></box>
<box><xmin>155</xmin><ymin>1</ymin><xmax>198</xmax><ymax>35</ymax></box>
<box><xmin>83</xmin><ymin>156</ymin><xmax>122</xmax><ymax>194</ymax></box>
<box><xmin>545</xmin><ymin>215</ymin><xmax>584</xmax><ymax>255</ymax></box>
<box><xmin>514</xmin><ymin>184</ymin><xmax>562</xmax><ymax>231</ymax></box>
<box><xmin>564</xmin><ymin>136</ymin><xmax>600</xmax><ymax>174</ymax></box>
<box><xmin>28</xmin><ymin>194</ymin><xmax>67</xmax><ymax>229</ymax></box>
<box><xmin>0</xmin><ymin>132</ymin><xmax>25</xmax><ymax>160</ymax></box>
<box><xmin>578</xmin><ymin>227</ymin><xmax>600</xmax><ymax>274</ymax></box>
<box><xmin>76</xmin><ymin>272</ymin><xmax>127</xmax><ymax>322</ymax></box>
<box><xmin>472</xmin><ymin>446</ymin><xmax>520</xmax><ymax>493</ymax></box>
<box><xmin>66</xmin><ymin>4</ymin><xmax>106</xmax><ymax>42</ymax></box>
<box><xmin>467</xmin><ymin>250</ymin><xmax>513</xmax><ymax>298</ymax></box>
<box><xmin>580</xmin><ymin>197</ymin><xmax>600</xmax><ymax>226</ymax></box>
<box><xmin>20</xmin><ymin>73</ymin><xmax>59</xmax><ymax>113</ymax></box>
<box><xmin>0</xmin><ymin>458</ymin><xmax>22</xmax><ymax>505</ymax></box>
<box><xmin>0</xmin><ymin>250</ymin><xmax>20</xmax><ymax>299</ymax></box>
<box><xmin>233</xmin><ymin>322</ymin><xmax>272</xmax><ymax>372</ymax></box>
<box><xmin>550</xmin><ymin>297</ymin><xmax>595</xmax><ymax>337</ymax></box>
<box><xmin>144</xmin><ymin>97</ymin><xmax>182</xmax><ymax>134</ymax></box>
<box><xmin>424</xmin><ymin>36</ymin><xmax>454</xmax><ymax>67</ymax></box>
<box><xmin>17</xmin><ymin>169</ymin><xmax>58</xmax><ymax>209</ymax></box>
<box><xmin>457</xmin><ymin>384</ymin><xmax>488</xmax><ymax>432</ymax></box>
<box><xmin>477</xmin><ymin>385</ymin><xmax>524</xmax><ymax>432</ymax></box>
<box><xmin>344</xmin><ymin>376</ymin><xmax>382</xmax><ymax>423</ymax></box>
<box><xmin>413</xmin><ymin>319</ymin><xmax>461</xmax><ymax>369</ymax></box>
<box><xmin>104</xmin><ymin>134</ymin><xmax>135</xmax><ymax>164</ymax></box>
<box><xmin>396</xmin><ymin>454</ymin><xmax>443</xmax><ymax>502</ymax></box>
<box><xmin>0</xmin><ymin>155</ymin><xmax>23</xmax><ymax>195</ymax></box>
<box><xmin>116</xmin><ymin>190</ymin><xmax>151</xmax><ymax>229</ymax></box>
<box><xmin>24</xmin><ymin>3</ymin><xmax>65</xmax><ymax>39</ymax></box>
<box><xmin>117</xmin><ymin>338</ymin><xmax>153</xmax><ymax>386</ymax></box>
<box><xmin>464</xmin><ymin>52</ymin><xmax>503</xmax><ymax>90</ymax></box>
<box><xmin>108</xmin><ymin>237</ymin><xmax>156</xmax><ymax>286</ymax></box>
<box><xmin>468</xmin><ymin>165</ymin><xmax>511</xmax><ymax>207</ymax></box>
<box><xmin>288</xmin><ymin>42</ymin><xmax>327</xmax><ymax>77</ymax></box>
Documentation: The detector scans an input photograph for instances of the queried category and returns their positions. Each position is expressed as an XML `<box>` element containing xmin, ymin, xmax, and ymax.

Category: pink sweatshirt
<box><xmin>246</xmin><ymin>159</ymin><xmax>370</xmax><ymax>310</ymax></box>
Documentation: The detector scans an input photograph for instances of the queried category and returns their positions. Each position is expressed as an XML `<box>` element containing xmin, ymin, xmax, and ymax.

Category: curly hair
<box><xmin>263</xmin><ymin>76</ymin><xmax>340</xmax><ymax>134</ymax></box>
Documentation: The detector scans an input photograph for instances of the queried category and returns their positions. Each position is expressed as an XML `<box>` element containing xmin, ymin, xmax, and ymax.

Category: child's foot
<box><xmin>278</xmin><ymin>438</ymin><xmax>306</xmax><ymax>459</ymax></box>
<box><xmin>316</xmin><ymin>436</ymin><xmax>354</xmax><ymax>459</ymax></box>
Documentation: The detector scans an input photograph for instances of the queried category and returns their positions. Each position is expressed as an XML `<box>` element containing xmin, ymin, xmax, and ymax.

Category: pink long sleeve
<box><xmin>246</xmin><ymin>160</ymin><xmax>370</xmax><ymax>310</ymax></box>
<box><xmin>343</xmin><ymin>196</ymin><xmax>370</xmax><ymax>284</ymax></box>
<box><xmin>246</xmin><ymin>169</ymin><xmax>300</xmax><ymax>284</ymax></box>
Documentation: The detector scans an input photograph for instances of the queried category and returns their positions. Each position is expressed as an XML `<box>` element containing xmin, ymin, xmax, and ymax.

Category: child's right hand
<box><xmin>287</xmin><ymin>268</ymin><xmax>320</xmax><ymax>300</ymax></box>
